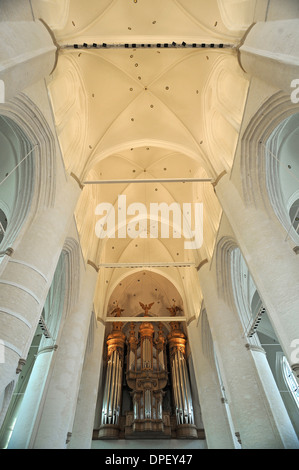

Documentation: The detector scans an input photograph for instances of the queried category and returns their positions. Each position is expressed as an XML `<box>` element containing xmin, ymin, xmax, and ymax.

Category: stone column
<box><xmin>29</xmin><ymin>264</ymin><xmax>98</xmax><ymax>449</ymax></box>
<box><xmin>0</xmin><ymin>20</ymin><xmax>57</xmax><ymax>101</ymax></box>
<box><xmin>215</xmin><ymin>173</ymin><xmax>299</xmax><ymax>381</ymax></box>
<box><xmin>69</xmin><ymin>319</ymin><xmax>105</xmax><ymax>449</ymax></box>
<box><xmin>0</xmin><ymin>175</ymin><xmax>80</xmax><ymax>397</ymax></box>
<box><xmin>249</xmin><ymin>345</ymin><xmax>299</xmax><ymax>448</ymax></box>
<box><xmin>187</xmin><ymin>317</ymin><xmax>236</xmax><ymax>449</ymax></box>
<box><xmin>198</xmin><ymin>263</ymin><xmax>298</xmax><ymax>449</ymax></box>
<box><xmin>239</xmin><ymin>19</ymin><xmax>299</xmax><ymax>94</ymax></box>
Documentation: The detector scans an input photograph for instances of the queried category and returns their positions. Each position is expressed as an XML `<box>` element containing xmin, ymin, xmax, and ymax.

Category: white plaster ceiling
<box><xmin>32</xmin><ymin>0</ymin><xmax>255</xmax><ymax>319</ymax></box>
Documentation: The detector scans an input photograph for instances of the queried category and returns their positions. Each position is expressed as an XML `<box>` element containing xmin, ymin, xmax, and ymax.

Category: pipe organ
<box><xmin>98</xmin><ymin>303</ymin><xmax>198</xmax><ymax>440</ymax></box>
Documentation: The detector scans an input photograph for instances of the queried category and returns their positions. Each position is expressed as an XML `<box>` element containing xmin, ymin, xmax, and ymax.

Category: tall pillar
<box><xmin>215</xmin><ymin>173</ymin><xmax>299</xmax><ymax>381</ymax></box>
<box><xmin>187</xmin><ymin>317</ymin><xmax>236</xmax><ymax>449</ymax></box>
<box><xmin>0</xmin><ymin>20</ymin><xmax>57</xmax><ymax>101</ymax></box>
<box><xmin>8</xmin><ymin>344</ymin><xmax>57</xmax><ymax>449</ymax></box>
<box><xmin>239</xmin><ymin>19</ymin><xmax>299</xmax><ymax>94</ymax></box>
<box><xmin>250</xmin><ymin>345</ymin><xmax>299</xmax><ymax>448</ymax></box>
<box><xmin>24</xmin><ymin>263</ymin><xmax>98</xmax><ymax>449</ymax></box>
<box><xmin>0</xmin><ymin>176</ymin><xmax>80</xmax><ymax>397</ymax></box>
<box><xmin>198</xmin><ymin>263</ymin><xmax>298</xmax><ymax>449</ymax></box>
<box><xmin>69</xmin><ymin>319</ymin><xmax>105</xmax><ymax>449</ymax></box>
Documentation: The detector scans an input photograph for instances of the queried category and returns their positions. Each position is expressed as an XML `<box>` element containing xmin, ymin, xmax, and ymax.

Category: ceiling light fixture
<box><xmin>67</xmin><ymin>43</ymin><xmax>232</xmax><ymax>50</ymax></box>
<box><xmin>83</xmin><ymin>177</ymin><xmax>212</xmax><ymax>185</ymax></box>
<box><xmin>98</xmin><ymin>262</ymin><xmax>196</xmax><ymax>268</ymax></box>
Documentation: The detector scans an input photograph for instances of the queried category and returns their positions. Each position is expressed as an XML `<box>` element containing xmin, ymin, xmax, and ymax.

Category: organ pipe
<box><xmin>100</xmin><ymin>307</ymin><xmax>125</xmax><ymax>430</ymax></box>
<box><xmin>168</xmin><ymin>318</ymin><xmax>195</xmax><ymax>426</ymax></box>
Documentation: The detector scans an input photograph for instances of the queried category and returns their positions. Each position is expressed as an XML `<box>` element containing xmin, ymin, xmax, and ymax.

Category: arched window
<box><xmin>0</xmin><ymin>208</ymin><xmax>8</xmax><ymax>245</ymax></box>
<box><xmin>0</xmin><ymin>115</ymin><xmax>34</xmax><ymax>255</ymax></box>
<box><xmin>0</xmin><ymin>251</ymin><xmax>67</xmax><ymax>448</ymax></box>
<box><xmin>230</xmin><ymin>247</ymin><xmax>299</xmax><ymax>436</ymax></box>
<box><xmin>265</xmin><ymin>112</ymin><xmax>299</xmax><ymax>242</ymax></box>
<box><xmin>282</xmin><ymin>356</ymin><xmax>299</xmax><ymax>409</ymax></box>
<box><xmin>289</xmin><ymin>198</ymin><xmax>299</xmax><ymax>235</ymax></box>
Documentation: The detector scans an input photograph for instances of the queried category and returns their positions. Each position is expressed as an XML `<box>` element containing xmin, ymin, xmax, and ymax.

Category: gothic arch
<box><xmin>215</xmin><ymin>235</ymin><xmax>238</xmax><ymax>307</ymax></box>
<box><xmin>0</xmin><ymin>237</ymin><xmax>80</xmax><ymax>448</ymax></box>
<box><xmin>264</xmin><ymin>112</ymin><xmax>299</xmax><ymax>243</ymax></box>
<box><xmin>240</xmin><ymin>91</ymin><xmax>299</xmax><ymax>211</ymax></box>
<box><xmin>103</xmin><ymin>268</ymin><xmax>185</xmax><ymax>321</ymax></box>
<box><xmin>61</xmin><ymin>237</ymin><xmax>81</xmax><ymax>321</ymax></box>
<box><xmin>0</xmin><ymin>93</ymin><xmax>56</xmax><ymax>252</ymax></box>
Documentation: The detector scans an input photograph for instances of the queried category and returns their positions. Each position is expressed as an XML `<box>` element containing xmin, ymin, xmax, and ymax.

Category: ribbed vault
<box><xmin>32</xmin><ymin>0</ymin><xmax>255</xmax><ymax>320</ymax></box>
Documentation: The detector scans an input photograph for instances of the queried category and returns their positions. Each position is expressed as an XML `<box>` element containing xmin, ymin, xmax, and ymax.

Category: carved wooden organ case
<box><xmin>98</xmin><ymin>304</ymin><xmax>198</xmax><ymax>440</ymax></box>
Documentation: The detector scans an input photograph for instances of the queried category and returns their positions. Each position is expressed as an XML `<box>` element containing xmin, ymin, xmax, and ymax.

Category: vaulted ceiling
<box><xmin>32</xmin><ymin>0</ymin><xmax>256</xmax><ymax>320</ymax></box>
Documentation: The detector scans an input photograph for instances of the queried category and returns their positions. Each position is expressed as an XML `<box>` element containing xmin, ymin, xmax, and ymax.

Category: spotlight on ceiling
<box><xmin>74</xmin><ymin>44</ymin><xmax>78</xmax><ymax>49</ymax></box>
<box><xmin>93</xmin><ymin>43</ymin><xmax>97</xmax><ymax>48</ymax></box>
<box><xmin>102</xmin><ymin>43</ymin><xmax>107</xmax><ymax>47</ymax></box>
<box><xmin>219</xmin><ymin>44</ymin><xmax>224</xmax><ymax>48</ymax></box>
<box><xmin>201</xmin><ymin>43</ymin><xmax>206</xmax><ymax>48</ymax></box>
<box><xmin>83</xmin><ymin>43</ymin><xmax>88</xmax><ymax>47</ymax></box>
<box><xmin>157</xmin><ymin>43</ymin><xmax>161</xmax><ymax>47</ymax></box>
<box><xmin>172</xmin><ymin>41</ymin><xmax>176</xmax><ymax>47</ymax></box>
<box><xmin>182</xmin><ymin>41</ymin><xmax>186</xmax><ymax>46</ymax></box>
<box><xmin>192</xmin><ymin>43</ymin><xmax>197</xmax><ymax>48</ymax></box>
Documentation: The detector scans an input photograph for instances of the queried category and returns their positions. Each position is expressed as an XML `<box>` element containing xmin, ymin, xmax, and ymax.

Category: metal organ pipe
<box><xmin>116</xmin><ymin>354</ymin><xmax>122</xmax><ymax>422</ymax></box>
<box><xmin>111</xmin><ymin>351</ymin><xmax>118</xmax><ymax>424</ymax></box>
<box><xmin>179</xmin><ymin>350</ymin><xmax>189</xmax><ymax>423</ymax></box>
<box><xmin>182</xmin><ymin>354</ymin><xmax>194</xmax><ymax>424</ymax></box>
<box><xmin>100</xmin><ymin>311</ymin><xmax>125</xmax><ymax>432</ymax></box>
<box><xmin>168</xmin><ymin>321</ymin><xmax>195</xmax><ymax>427</ymax></box>
<box><xmin>101</xmin><ymin>353</ymin><xmax>112</xmax><ymax>424</ymax></box>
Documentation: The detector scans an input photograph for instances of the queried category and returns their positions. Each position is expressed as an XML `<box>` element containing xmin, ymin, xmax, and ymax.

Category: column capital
<box><xmin>196</xmin><ymin>258</ymin><xmax>209</xmax><ymax>271</ymax></box>
<box><xmin>239</xmin><ymin>19</ymin><xmax>299</xmax><ymax>94</ymax></box>
<box><xmin>0</xmin><ymin>20</ymin><xmax>57</xmax><ymax>101</ymax></box>
<box><xmin>212</xmin><ymin>170</ymin><xmax>227</xmax><ymax>189</ymax></box>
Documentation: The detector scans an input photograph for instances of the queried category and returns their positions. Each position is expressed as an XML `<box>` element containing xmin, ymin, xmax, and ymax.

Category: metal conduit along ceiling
<box><xmin>32</xmin><ymin>0</ymin><xmax>255</xmax><ymax>320</ymax></box>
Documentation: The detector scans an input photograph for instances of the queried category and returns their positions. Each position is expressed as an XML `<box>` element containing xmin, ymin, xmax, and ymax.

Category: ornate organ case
<box><xmin>98</xmin><ymin>304</ymin><xmax>198</xmax><ymax>440</ymax></box>
<box><xmin>125</xmin><ymin>319</ymin><xmax>170</xmax><ymax>438</ymax></box>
